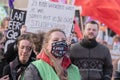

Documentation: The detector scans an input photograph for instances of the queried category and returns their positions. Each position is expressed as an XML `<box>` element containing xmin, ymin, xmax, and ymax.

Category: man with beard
<box><xmin>69</xmin><ymin>21</ymin><xmax>113</xmax><ymax>80</ymax></box>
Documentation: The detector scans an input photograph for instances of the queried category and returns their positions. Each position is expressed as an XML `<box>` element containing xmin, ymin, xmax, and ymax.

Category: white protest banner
<box><xmin>25</xmin><ymin>0</ymin><xmax>75</xmax><ymax>36</ymax></box>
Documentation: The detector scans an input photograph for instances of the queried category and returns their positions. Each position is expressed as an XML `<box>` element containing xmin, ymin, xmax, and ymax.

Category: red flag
<box><xmin>50</xmin><ymin>0</ymin><xmax>67</xmax><ymax>4</ymax></box>
<box><xmin>74</xmin><ymin>19</ymin><xmax>83</xmax><ymax>39</ymax></box>
<box><xmin>75</xmin><ymin>0</ymin><xmax>120</xmax><ymax>35</ymax></box>
<box><xmin>50</xmin><ymin>0</ymin><xmax>58</xmax><ymax>2</ymax></box>
<box><xmin>74</xmin><ymin>0</ymin><xmax>83</xmax><ymax>6</ymax></box>
<box><xmin>51</xmin><ymin>0</ymin><xmax>75</xmax><ymax>4</ymax></box>
<box><xmin>116</xmin><ymin>0</ymin><xmax>120</xmax><ymax>6</ymax></box>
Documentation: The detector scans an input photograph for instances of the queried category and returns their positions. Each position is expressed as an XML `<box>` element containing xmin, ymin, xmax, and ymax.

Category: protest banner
<box><xmin>4</xmin><ymin>9</ymin><xmax>26</xmax><ymax>53</ymax></box>
<box><xmin>25</xmin><ymin>0</ymin><xmax>75</xmax><ymax>36</ymax></box>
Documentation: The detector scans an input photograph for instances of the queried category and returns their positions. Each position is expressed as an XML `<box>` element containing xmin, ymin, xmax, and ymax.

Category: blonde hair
<box><xmin>42</xmin><ymin>28</ymin><xmax>68</xmax><ymax>80</ymax></box>
<box><xmin>42</xmin><ymin>28</ymin><xmax>66</xmax><ymax>48</ymax></box>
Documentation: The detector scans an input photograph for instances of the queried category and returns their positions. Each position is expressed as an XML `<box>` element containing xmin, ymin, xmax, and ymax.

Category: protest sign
<box><xmin>7</xmin><ymin>9</ymin><xmax>26</xmax><ymax>40</ymax></box>
<box><xmin>25</xmin><ymin>0</ymin><xmax>75</xmax><ymax>36</ymax></box>
<box><xmin>4</xmin><ymin>9</ymin><xmax>26</xmax><ymax>53</ymax></box>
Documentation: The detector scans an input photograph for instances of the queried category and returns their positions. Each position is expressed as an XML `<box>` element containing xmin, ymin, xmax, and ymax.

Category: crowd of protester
<box><xmin>0</xmin><ymin>16</ymin><xmax>120</xmax><ymax>80</ymax></box>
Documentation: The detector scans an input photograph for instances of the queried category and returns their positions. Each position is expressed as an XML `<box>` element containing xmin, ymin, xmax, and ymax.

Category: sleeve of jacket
<box><xmin>103</xmin><ymin>47</ymin><xmax>113</xmax><ymax>80</ymax></box>
<box><xmin>24</xmin><ymin>63</ymin><xmax>42</xmax><ymax>80</ymax></box>
<box><xmin>2</xmin><ymin>64</ymin><xmax>12</xmax><ymax>80</ymax></box>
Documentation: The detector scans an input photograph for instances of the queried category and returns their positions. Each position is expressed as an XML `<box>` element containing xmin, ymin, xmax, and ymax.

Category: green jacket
<box><xmin>32</xmin><ymin>60</ymin><xmax>81</xmax><ymax>80</ymax></box>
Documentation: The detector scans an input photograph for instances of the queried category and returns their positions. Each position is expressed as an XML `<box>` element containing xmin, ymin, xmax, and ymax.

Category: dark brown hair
<box><xmin>17</xmin><ymin>34</ymin><xmax>32</xmax><ymax>46</ymax></box>
<box><xmin>31</xmin><ymin>32</ymin><xmax>45</xmax><ymax>54</ymax></box>
<box><xmin>84</xmin><ymin>20</ymin><xmax>99</xmax><ymax>30</ymax></box>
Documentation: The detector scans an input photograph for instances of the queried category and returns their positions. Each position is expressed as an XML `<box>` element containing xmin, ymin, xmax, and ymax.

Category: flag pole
<box><xmin>80</xmin><ymin>16</ymin><xmax>84</xmax><ymax>34</ymax></box>
<box><xmin>78</xmin><ymin>6</ymin><xmax>84</xmax><ymax>34</ymax></box>
<box><xmin>79</xmin><ymin>6</ymin><xmax>84</xmax><ymax>34</ymax></box>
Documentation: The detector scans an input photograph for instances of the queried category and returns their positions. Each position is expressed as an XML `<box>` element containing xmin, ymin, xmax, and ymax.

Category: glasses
<box><xmin>19</xmin><ymin>46</ymin><xmax>32</xmax><ymax>52</ymax></box>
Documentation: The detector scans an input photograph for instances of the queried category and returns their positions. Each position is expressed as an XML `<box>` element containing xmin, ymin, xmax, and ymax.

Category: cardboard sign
<box><xmin>25</xmin><ymin>0</ymin><xmax>75</xmax><ymax>36</ymax></box>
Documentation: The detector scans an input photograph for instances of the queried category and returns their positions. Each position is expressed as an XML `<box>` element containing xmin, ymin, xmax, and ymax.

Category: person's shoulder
<box><xmin>3</xmin><ymin>64</ymin><xmax>11</xmax><ymax>76</ymax></box>
<box><xmin>97</xmin><ymin>43</ymin><xmax>109</xmax><ymax>50</ymax></box>
<box><xmin>3</xmin><ymin>64</ymin><xmax>10</xmax><ymax>70</ymax></box>
<box><xmin>24</xmin><ymin>61</ymin><xmax>42</xmax><ymax>80</ymax></box>
<box><xmin>69</xmin><ymin>64</ymin><xmax>80</xmax><ymax>71</ymax></box>
<box><xmin>31</xmin><ymin>60</ymin><xmax>44</xmax><ymax>66</ymax></box>
<box><xmin>70</xmin><ymin>42</ymin><xmax>80</xmax><ymax>47</ymax></box>
<box><xmin>26</xmin><ymin>60</ymin><xmax>44</xmax><ymax>72</ymax></box>
<box><xmin>70</xmin><ymin>64</ymin><xmax>78</xmax><ymax>68</ymax></box>
<box><xmin>26</xmin><ymin>63</ymin><xmax>37</xmax><ymax>70</ymax></box>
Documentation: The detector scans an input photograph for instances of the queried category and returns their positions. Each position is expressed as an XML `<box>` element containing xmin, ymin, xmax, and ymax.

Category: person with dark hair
<box><xmin>4</xmin><ymin>40</ymin><xmax>18</xmax><ymax>63</ymax></box>
<box><xmin>30</xmin><ymin>32</ymin><xmax>45</xmax><ymax>56</ymax></box>
<box><xmin>0</xmin><ymin>32</ymin><xmax>7</xmax><ymax>78</ymax></box>
<box><xmin>24</xmin><ymin>28</ymin><xmax>81</xmax><ymax>80</ymax></box>
<box><xmin>4</xmin><ymin>25</ymin><xmax>36</xmax><ymax>63</ymax></box>
<box><xmin>2</xmin><ymin>34</ymin><xmax>35</xmax><ymax>80</ymax></box>
<box><xmin>69</xmin><ymin>21</ymin><xmax>113</xmax><ymax>80</ymax></box>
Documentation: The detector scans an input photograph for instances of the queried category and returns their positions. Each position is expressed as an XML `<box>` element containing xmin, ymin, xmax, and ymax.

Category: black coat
<box><xmin>114</xmin><ymin>71</ymin><xmax>120</xmax><ymax>80</ymax></box>
<box><xmin>0</xmin><ymin>58</ymin><xmax>7</xmax><ymax>78</ymax></box>
<box><xmin>69</xmin><ymin>39</ymin><xmax>113</xmax><ymax>80</ymax></box>
<box><xmin>4</xmin><ymin>42</ymin><xmax>18</xmax><ymax>63</ymax></box>
<box><xmin>3</xmin><ymin>57</ymin><xmax>34</xmax><ymax>80</ymax></box>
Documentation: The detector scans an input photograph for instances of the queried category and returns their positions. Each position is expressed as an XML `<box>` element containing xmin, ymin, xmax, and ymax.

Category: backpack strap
<box><xmin>17</xmin><ymin>67</ymin><xmax>26</xmax><ymax>80</ymax></box>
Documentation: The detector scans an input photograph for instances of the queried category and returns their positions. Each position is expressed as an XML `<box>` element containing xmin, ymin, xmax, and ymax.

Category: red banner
<box><xmin>74</xmin><ymin>18</ymin><xmax>83</xmax><ymax>39</ymax></box>
<box><xmin>75</xmin><ymin>0</ymin><xmax>120</xmax><ymax>35</ymax></box>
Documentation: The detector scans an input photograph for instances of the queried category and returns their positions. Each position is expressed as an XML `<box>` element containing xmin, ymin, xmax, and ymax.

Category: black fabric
<box><xmin>0</xmin><ymin>58</ymin><xmax>7</xmax><ymax>78</ymax></box>
<box><xmin>80</xmin><ymin>38</ymin><xmax>98</xmax><ymax>49</ymax></box>
<box><xmin>0</xmin><ymin>49</ymin><xmax>8</xmax><ymax>78</ymax></box>
<box><xmin>4</xmin><ymin>42</ymin><xmax>18</xmax><ymax>63</ymax></box>
<box><xmin>69</xmin><ymin>42</ymin><xmax>113</xmax><ymax>80</ymax></box>
<box><xmin>114</xmin><ymin>71</ymin><xmax>120</xmax><ymax>79</ymax></box>
<box><xmin>3</xmin><ymin>56</ymin><xmax>34</xmax><ymax>80</ymax></box>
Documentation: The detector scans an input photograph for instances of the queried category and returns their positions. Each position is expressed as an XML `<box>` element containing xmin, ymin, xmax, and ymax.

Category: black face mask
<box><xmin>51</xmin><ymin>41</ymin><xmax>68</xmax><ymax>59</ymax></box>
